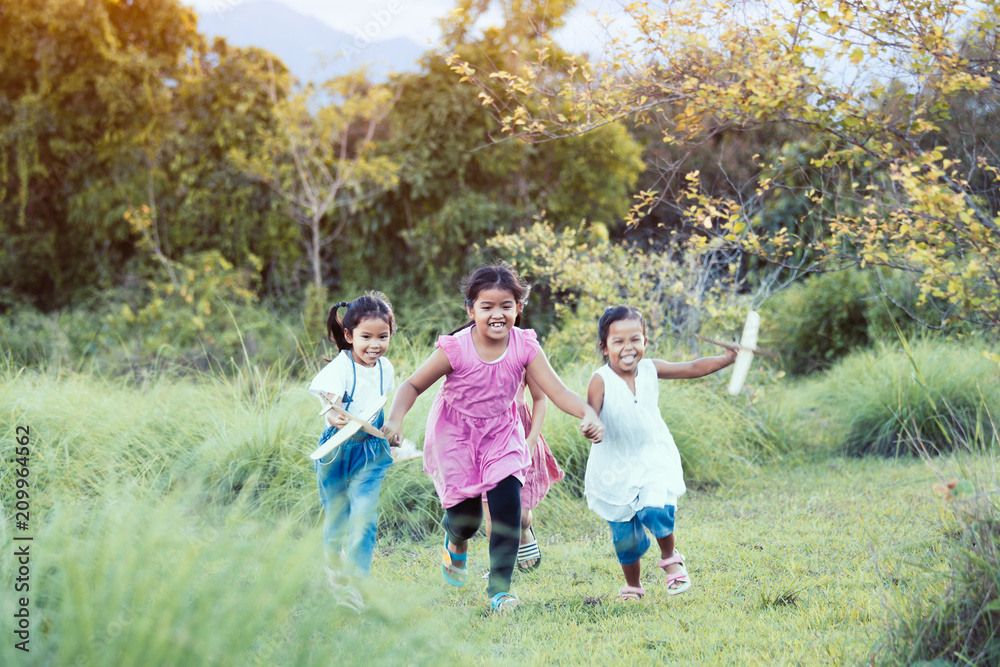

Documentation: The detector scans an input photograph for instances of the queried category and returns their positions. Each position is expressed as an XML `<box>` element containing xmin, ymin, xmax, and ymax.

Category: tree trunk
<box><xmin>310</xmin><ymin>214</ymin><xmax>322</xmax><ymax>289</ymax></box>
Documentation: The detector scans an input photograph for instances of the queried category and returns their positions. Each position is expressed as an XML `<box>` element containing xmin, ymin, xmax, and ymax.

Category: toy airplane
<box><xmin>694</xmin><ymin>310</ymin><xmax>776</xmax><ymax>395</ymax></box>
<box><xmin>309</xmin><ymin>394</ymin><xmax>388</xmax><ymax>461</ymax></box>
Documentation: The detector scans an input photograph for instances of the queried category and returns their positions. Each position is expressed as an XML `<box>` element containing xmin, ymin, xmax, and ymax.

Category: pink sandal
<box><xmin>658</xmin><ymin>551</ymin><xmax>691</xmax><ymax>596</ymax></box>
<box><xmin>616</xmin><ymin>585</ymin><xmax>646</xmax><ymax>601</ymax></box>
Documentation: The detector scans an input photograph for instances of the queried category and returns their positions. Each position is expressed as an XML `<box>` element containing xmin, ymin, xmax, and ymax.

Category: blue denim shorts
<box><xmin>608</xmin><ymin>505</ymin><xmax>676</xmax><ymax>565</ymax></box>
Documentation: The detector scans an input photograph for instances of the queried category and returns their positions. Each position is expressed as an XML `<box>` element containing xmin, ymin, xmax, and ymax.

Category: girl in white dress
<box><xmin>585</xmin><ymin>306</ymin><xmax>735</xmax><ymax>600</ymax></box>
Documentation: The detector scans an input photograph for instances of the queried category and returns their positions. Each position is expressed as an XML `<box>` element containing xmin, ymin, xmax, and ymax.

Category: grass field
<box><xmin>1</xmin><ymin>339</ymin><xmax>996</xmax><ymax>665</ymax></box>
<box><xmin>371</xmin><ymin>456</ymin><xmax>953</xmax><ymax>665</ymax></box>
<box><xmin>0</xmin><ymin>453</ymin><xmax>965</xmax><ymax>666</ymax></box>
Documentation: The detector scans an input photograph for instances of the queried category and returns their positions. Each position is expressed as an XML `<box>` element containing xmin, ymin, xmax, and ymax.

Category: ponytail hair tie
<box><xmin>335</xmin><ymin>301</ymin><xmax>349</xmax><ymax>309</ymax></box>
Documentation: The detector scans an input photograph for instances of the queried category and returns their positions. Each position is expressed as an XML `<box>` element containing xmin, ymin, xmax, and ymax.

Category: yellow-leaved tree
<box><xmin>449</xmin><ymin>0</ymin><xmax>1000</xmax><ymax>331</ymax></box>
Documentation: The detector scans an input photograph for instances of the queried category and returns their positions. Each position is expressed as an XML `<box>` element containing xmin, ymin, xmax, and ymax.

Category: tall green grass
<box><xmin>810</xmin><ymin>340</ymin><xmax>999</xmax><ymax>457</ymax></box>
<box><xmin>0</xmin><ymin>487</ymin><xmax>479</xmax><ymax>666</ymax></box>
<box><xmin>873</xmin><ymin>459</ymin><xmax>1000</xmax><ymax>665</ymax></box>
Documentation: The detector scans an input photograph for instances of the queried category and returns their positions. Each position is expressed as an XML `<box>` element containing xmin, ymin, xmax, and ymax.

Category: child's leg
<box><xmin>484</xmin><ymin>502</ymin><xmax>537</xmax><ymax>566</ymax></box>
<box><xmin>655</xmin><ymin>532</ymin><xmax>675</xmax><ymax>561</ymax></box>
<box><xmin>443</xmin><ymin>495</ymin><xmax>483</xmax><ymax>560</ymax></box>
<box><xmin>639</xmin><ymin>505</ymin><xmax>688</xmax><ymax>592</ymax></box>
<box><xmin>482</xmin><ymin>498</ymin><xmax>491</xmax><ymax>539</ymax></box>
<box><xmin>637</xmin><ymin>505</ymin><xmax>677</xmax><ymax>561</ymax></box>
<box><xmin>484</xmin><ymin>475</ymin><xmax>522</xmax><ymax>598</ymax></box>
<box><xmin>315</xmin><ymin>444</ymin><xmax>353</xmax><ymax>570</ymax></box>
<box><xmin>609</xmin><ymin>515</ymin><xmax>650</xmax><ymax>588</ymax></box>
<box><xmin>343</xmin><ymin>443</ymin><xmax>392</xmax><ymax>576</ymax></box>
<box><xmin>482</xmin><ymin>500</ymin><xmax>525</xmax><ymax>540</ymax></box>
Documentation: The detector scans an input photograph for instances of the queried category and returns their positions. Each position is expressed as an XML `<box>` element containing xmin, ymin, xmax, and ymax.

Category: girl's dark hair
<box><xmin>449</xmin><ymin>262</ymin><xmax>531</xmax><ymax>334</ymax></box>
<box><xmin>597</xmin><ymin>305</ymin><xmax>646</xmax><ymax>360</ymax></box>
<box><xmin>327</xmin><ymin>291</ymin><xmax>396</xmax><ymax>351</ymax></box>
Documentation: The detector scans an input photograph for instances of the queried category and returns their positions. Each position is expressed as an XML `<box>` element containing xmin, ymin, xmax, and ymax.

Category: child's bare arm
<box><xmin>523</xmin><ymin>374</ymin><xmax>547</xmax><ymax>449</ymax></box>
<box><xmin>526</xmin><ymin>350</ymin><xmax>604</xmax><ymax>443</ymax></box>
<box><xmin>586</xmin><ymin>373</ymin><xmax>605</xmax><ymax>416</ymax></box>
<box><xmin>382</xmin><ymin>348</ymin><xmax>453</xmax><ymax>444</ymax></box>
<box><xmin>652</xmin><ymin>348</ymin><xmax>737</xmax><ymax>380</ymax></box>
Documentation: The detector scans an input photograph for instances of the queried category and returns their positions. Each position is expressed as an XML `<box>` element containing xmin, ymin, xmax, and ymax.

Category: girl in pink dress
<box><xmin>382</xmin><ymin>263</ymin><xmax>603</xmax><ymax>613</ymax></box>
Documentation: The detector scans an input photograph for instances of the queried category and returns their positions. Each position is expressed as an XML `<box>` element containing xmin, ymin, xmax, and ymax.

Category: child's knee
<box><xmin>609</xmin><ymin>518</ymin><xmax>651</xmax><ymax>565</ymax></box>
<box><xmin>613</xmin><ymin>535</ymin><xmax>649</xmax><ymax>565</ymax></box>
<box><xmin>443</xmin><ymin>511</ymin><xmax>481</xmax><ymax>542</ymax></box>
<box><xmin>637</xmin><ymin>505</ymin><xmax>676</xmax><ymax>539</ymax></box>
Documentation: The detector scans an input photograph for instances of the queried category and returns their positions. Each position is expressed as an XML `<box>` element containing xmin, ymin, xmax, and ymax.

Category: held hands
<box><xmin>579</xmin><ymin>410</ymin><xmax>605</xmax><ymax>443</ymax></box>
<box><xmin>381</xmin><ymin>420</ymin><xmax>403</xmax><ymax>447</ymax></box>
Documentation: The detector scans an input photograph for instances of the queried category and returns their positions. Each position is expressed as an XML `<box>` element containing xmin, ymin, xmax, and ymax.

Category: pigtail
<box><xmin>447</xmin><ymin>321</ymin><xmax>475</xmax><ymax>335</ymax></box>
<box><xmin>327</xmin><ymin>301</ymin><xmax>351</xmax><ymax>351</ymax></box>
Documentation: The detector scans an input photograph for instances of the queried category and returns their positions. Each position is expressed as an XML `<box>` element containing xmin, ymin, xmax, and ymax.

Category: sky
<box><xmin>185</xmin><ymin>0</ymin><xmax>635</xmax><ymax>55</ymax></box>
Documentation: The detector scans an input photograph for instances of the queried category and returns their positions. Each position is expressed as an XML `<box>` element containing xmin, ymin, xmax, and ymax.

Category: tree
<box><xmin>232</xmin><ymin>68</ymin><xmax>400</xmax><ymax>291</ymax></box>
<box><xmin>448</xmin><ymin>0</ymin><xmax>1000</xmax><ymax>331</ymax></box>
<box><xmin>348</xmin><ymin>0</ymin><xmax>644</xmax><ymax>304</ymax></box>
<box><xmin>0</xmin><ymin>0</ymin><xmax>201</xmax><ymax>307</ymax></box>
<box><xmin>111</xmin><ymin>39</ymin><xmax>303</xmax><ymax>298</ymax></box>
<box><xmin>130</xmin><ymin>39</ymin><xmax>301</xmax><ymax>294</ymax></box>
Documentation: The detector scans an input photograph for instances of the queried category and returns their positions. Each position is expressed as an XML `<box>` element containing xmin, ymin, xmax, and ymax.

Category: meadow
<box><xmin>1</xmin><ymin>335</ymin><xmax>998</xmax><ymax>666</ymax></box>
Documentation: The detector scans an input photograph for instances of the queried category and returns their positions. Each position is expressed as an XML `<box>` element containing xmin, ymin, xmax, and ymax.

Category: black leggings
<box><xmin>443</xmin><ymin>475</ymin><xmax>522</xmax><ymax>598</ymax></box>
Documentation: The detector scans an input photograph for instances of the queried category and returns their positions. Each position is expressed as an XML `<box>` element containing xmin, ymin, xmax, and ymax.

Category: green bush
<box><xmin>1</xmin><ymin>289</ymin><xmax>314</xmax><ymax>379</ymax></box>
<box><xmin>760</xmin><ymin>268</ymin><xmax>961</xmax><ymax>376</ymax></box>
<box><xmin>761</xmin><ymin>269</ymin><xmax>870</xmax><ymax>375</ymax></box>
<box><xmin>811</xmin><ymin>340</ymin><xmax>999</xmax><ymax>457</ymax></box>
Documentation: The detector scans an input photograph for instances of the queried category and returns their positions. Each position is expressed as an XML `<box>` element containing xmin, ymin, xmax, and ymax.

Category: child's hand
<box><xmin>381</xmin><ymin>420</ymin><xmax>402</xmax><ymax>447</ymax></box>
<box><xmin>328</xmin><ymin>412</ymin><xmax>350</xmax><ymax>428</ymax></box>
<box><xmin>723</xmin><ymin>347</ymin><xmax>738</xmax><ymax>366</ymax></box>
<box><xmin>525</xmin><ymin>434</ymin><xmax>538</xmax><ymax>463</ymax></box>
<box><xmin>580</xmin><ymin>415</ymin><xmax>604</xmax><ymax>443</ymax></box>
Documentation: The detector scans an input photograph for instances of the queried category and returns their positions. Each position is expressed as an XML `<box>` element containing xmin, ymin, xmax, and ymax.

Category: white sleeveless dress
<box><xmin>584</xmin><ymin>359</ymin><xmax>687</xmax><ymax>522</ymax></box>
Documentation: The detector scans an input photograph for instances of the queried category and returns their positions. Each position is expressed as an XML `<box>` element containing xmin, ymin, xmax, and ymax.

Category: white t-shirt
<box><xmin>584</xmin><ymin>359</ymin><xmax>686</xmax><ymax>522</ymax></box>
<box><xmin>309</xmin><ymin>351</ymin><xmax>394</xmax><ymax>422</ymax></box>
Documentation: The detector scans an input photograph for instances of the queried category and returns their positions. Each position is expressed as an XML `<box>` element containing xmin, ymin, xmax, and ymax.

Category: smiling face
<box><xmin>466</xmin><ymin>287</ymin><xmax>522</xmax><ymax>342</ymax></box>
<box><xmin>602</xmin><ymin>317</ymin><xmax>647</xmax><ymax>377</ymax></box>
<box><xmin>345</xmin><ymin>316</ymin><xmax>392</xmax><ymax>367</ymax></box>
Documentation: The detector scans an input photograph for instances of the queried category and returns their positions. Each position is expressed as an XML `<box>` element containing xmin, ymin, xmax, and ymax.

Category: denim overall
<box><xmin>315</xmin><ymin>353</ymin><xmax>391</xmax><ymax>576</ymax></box>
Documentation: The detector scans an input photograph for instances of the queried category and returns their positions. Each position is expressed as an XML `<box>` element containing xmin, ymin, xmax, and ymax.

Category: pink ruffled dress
<box><xmin>514</xmin><ymin>377</ymin><xmax>565</xmax><ymax>509</ymax></box>
<box><xmin>423</xmin><ymin>326</ymin><xmax>540</xmax><ymax>508</ymax></box>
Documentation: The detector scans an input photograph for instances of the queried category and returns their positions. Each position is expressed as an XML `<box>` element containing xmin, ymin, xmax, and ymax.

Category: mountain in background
<box><xmin>196</xmin><ymin>0</ymin><xmax>427</xmax><ymax>83</ymax></box>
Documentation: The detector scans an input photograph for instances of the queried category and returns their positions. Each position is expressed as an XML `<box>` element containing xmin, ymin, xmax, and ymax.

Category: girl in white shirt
<box><xmin>585</xmin><ymin>306</ymin><xmax>735</xmax><ymax>601</ymax></box>
<box><xmin>308</xmin><ymin>292</ymin><xmax>396</xmax><ymax>610</ymax></box>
